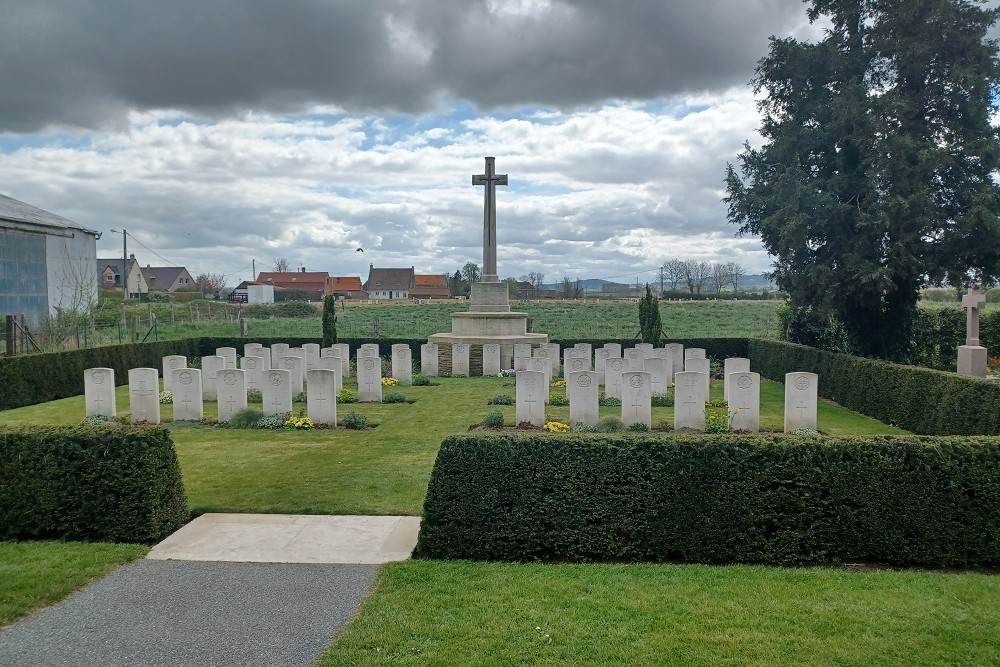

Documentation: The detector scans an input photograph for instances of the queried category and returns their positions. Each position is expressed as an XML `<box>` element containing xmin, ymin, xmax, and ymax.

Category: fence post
<box><xmin>5</xmin><ymin>315</ymin><xmax>14</xmax><ymax>356</ymax></box>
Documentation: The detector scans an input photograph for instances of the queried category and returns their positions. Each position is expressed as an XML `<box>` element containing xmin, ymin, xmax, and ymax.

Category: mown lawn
<box><xmin>316</xmin><ymin>560</ymin><xmax>1000</xmax><ymax>667</ymax></box>
<box><xmin>0</xmin><ymin>542</ymin><xmax>148</xmax><ymax>628</ymax></box>
<box><xmin>0</xmin><ymin>373</ymin><xmax>904</xmax><ymax>516</ymax></box>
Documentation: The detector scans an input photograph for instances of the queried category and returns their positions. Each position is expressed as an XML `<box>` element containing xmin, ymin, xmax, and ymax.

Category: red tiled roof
<box><xmin>328</xmin><ymin>276</ymin><xmax>363</xmax><ymax>291</ymax></box>
<box><xmin>414</xmin><ymin>274</ymin><xmax>447</xmax><ymax>287</ymax></box>
<box><xmin>256</xmin><ymin>271</ymin><xmax>329</xmax><ymax>291</ymax></box>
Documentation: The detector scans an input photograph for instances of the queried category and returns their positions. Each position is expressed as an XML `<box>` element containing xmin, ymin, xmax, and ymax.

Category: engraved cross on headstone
<box><xmin>472</xmin><ymin>156</ymin><xmax>508</xmax><ymax>283</ymax></box>
<box><xmin>136</xmin><ymin>380</ymin><xmax>152</xmax><ymax>419</ymax></box>
<box><xmin>683</xmin><ymin>377</ymin><xmax>700</xmax><ymax>417</ymax></box>
<box><xmin>963</xmin><ymin>287</ymin><xmax>987</xmax><ymax>346</ymax></box>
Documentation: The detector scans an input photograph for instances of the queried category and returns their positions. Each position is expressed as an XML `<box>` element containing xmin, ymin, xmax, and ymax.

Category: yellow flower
<box><xmin>543</xmin><ymin>421</ymin><xmax>571</xmax><ymax>432</ymax></box>
<box><xmin>551</xmin><ymin>379</ymin><xmax>567</xmax><ymax>388</ymax></box>
<box><xmin>381</xmin><ymin>377</ymin><xmax>399</xmax><ymax>386</ymax></box>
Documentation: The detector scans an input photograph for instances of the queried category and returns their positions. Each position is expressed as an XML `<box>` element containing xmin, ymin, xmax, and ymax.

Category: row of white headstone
<box><xmin>513</xmin><ymin>352</ymin><xmax>819</xmax><ymax>433</ymax></box>
<box><xmin>83</xmin><ymin>343</ymin><xmax>425</xmax><ymax>425</ymax></box>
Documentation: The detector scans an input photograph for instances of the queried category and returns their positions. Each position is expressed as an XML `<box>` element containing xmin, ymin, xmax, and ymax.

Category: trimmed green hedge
<box><xmin>0</xmin><ymin>425</ymin><xmax>188</xmax><ymax>543</ymax></box>
<box><xmin>0</xmin><ymin>339</ymin><xmax>201</xmax><ymax>411</ymax></box>
<box><xmin>415</xmin><ymin>433</ymin><xmax>1000</xmax><ymax>566</ymax></box>
<box><xmin>748</xmin><ymin>338</ymin><xmax>1000</xmax><ymax>435</ymax></box>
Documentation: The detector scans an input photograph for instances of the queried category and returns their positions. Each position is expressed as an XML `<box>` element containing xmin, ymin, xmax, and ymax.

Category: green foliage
<box><xmin>255</xmin><ymin>414</ymin><xmax>286</xmax><ymax>429</ymax></box>
<box><xmin>483</xmin><ymin>411</ymin><xmax>505</xmax><ymax>429</ymax></box>
<box><xmin>595</xmin><ymin>417</ymin><xmax>625</xmax><ymax>432</ymax></box>
<box><xmin>415</xmin><ymin>433</ymin><xmax>1000</xmax><ymax>566</ymax></box>
<box><xmin>549</xmin><ymin>394</ymin><xmax>569</xmax><ymax>406</ymax></box>
<box><xmin>80</xmin><ymin>414</ymin><xmax>111</xmax><ymax>425</ymax></box>
<box><xmin>627</xmin><ymin>421</ymin><xmax>649</xmax><ymax>432</ymax></box>
<box><xmin>601</xmin><ymin>396</ymin><xmax>622</xmax><ymax>407</ymax></box>
<box><xmin>726</xmin><ymin>0</ymin><xmax>1000</xmax><ymax>361</ymax></box>
<box><xmin>220</xmin><ymin>408</ymin><xmax>264</xmax><ymax>429</ymax></box>
<box><xmin>322</xmin><ymin>294</ymin><xmax>338</xmax><ymax>347</ymax></box>
<box><xmin>650</xmin><ymin>391</ymin><xmax>672</xmax><ymax>407</ymax></box>
<box><xmin>412</xmin><ymin>375</ymin><xmax>431</xmax><ymax>386</ymax></box>
<box><xmin>384</xmin><ymin>391</ymin><xmax>407</xmax><ymax>404</ymax></box>
<box><xmin>338</xmin><ymin>389</ymin><xmax>358</xmax><ymax>404</ymax></box>
<box><xmin>487</xmin><ymin>394</ymin><xmax>514</xmax><ymax>405</ymax></box>
<box><xmin>748</xmin><ymin>338</ymin><xmax>1000</xmax><ymax>435</ymax></box>
<box><xmin>776</xmin><ymin>304</ymin><xmax>850</xmax><ymax>353</ymax></box>
<box><xmin>705</xmin><ymin>401</ymin><xmax>732</xmax><ymax>434</ymax></box>
<box><xmin>0</xmin><ymin>425</ymin><xmax>188</xmax><ymax>543</ymax></box>
<box><xmin>342</xmin><ymin>411</ymin><xmax>368</xmax><ymax>430</ymax></box>
<box><xmin>638</xmin><ymin>284</ymin><xmax>662</xmax><ymax>345</ymax></box>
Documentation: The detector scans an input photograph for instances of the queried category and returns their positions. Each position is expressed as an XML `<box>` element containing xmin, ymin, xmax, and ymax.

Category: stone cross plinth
<box><xmin>958</xmin><ymin>287</ymin><xmax>988</xmax><ymax>377</ymax></box>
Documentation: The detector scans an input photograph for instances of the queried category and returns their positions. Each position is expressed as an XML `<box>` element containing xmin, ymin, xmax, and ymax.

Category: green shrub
<box><xmin>651</xmin><ymin>391</ymin><xmax>672</xmax><ymax>407</ymax></box>
<box><xmin>549</xmin><ymin>395</ymin><xmax>569</xmax><ymax>406</ymax></box>
<box><xmin>0</xmin><ymin>425</ymin><xmax>188</xmax><ymax>543</ymax></box>
<box><xmin>415</xmin><ymin>433</ymin><xmax>1000</xmax><ymax>566</ymax></box>
<box><xmin>256</xmin><ymin>414</ymin><xmax>286</xmax><ymax>429</ymax></box>
<box><xmin>748</xmin><ymin>338</ymin><xmax>1000</xmax><ymax>435</ymax></box>
<box><xmin>412</xmin><ymin>375</ymin><xmax>431</xmax><ymax>386</ymax></box>
<box><xmin>338</xmin><ymin>389</ymin><xmax>358</xmax><ymax>403</ymax></box>
<box><xmin>246</xmin><ymin>388</ymin><xmax>262</xmax><ymax>402</ymax></box>
<box><xmin>272</xmin><ymin>301</ymin><xmax>318</xmax><ymax>318</ymax></box>
<box><xmin>343</xmin><ymin>411</ymin><xmax>368</xmax><ymax>430</ymax></box>
<box><xmin>221</xmin><ymin>408</ymin><xmax>264</xmax><ymax>429</ymax></box>
<box><xmin>627</xmin><ymin>421</ymin><xmax>650</xmax><ymax>432</ymax></box>
<box><xmin>483</xmin><ymin>410</ymin><xmax>505</xmax><ymax>429</ymax></box>
<box><xmin>80</xmin><ymin>414</ymin><xmax>111</xmax><ymax>425</ymax></box>
<box><xmin>602</xmin><ymin>396</ymin><xmax>622</xmax><ymax>407</ymax></box>
<box><xmin>384</xmin><ymin>391</ymin><xmax>407</xmax><ymax>404</ymax></box>
<box><xmin>487</xmin><ymin>394</ymin><xmax>514</xmax><ymax>405</ymax></box>
<box><xmin>595</xmin><ymin>417</ymin><xmax>625</xmax><ymax>432</ymax></box>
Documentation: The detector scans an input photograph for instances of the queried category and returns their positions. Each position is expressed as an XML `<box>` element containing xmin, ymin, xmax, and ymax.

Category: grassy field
<box><xmin>316</xmin><ymin>560</ymin><xmax>1000</xmax><ymax>667</ymax></box>
<box><xmin>0</xmin><ymin>542</ymin><xmax>148</xmax><ymax>628</ymax></box>
<box><xmin>137</xmin><ymin>299</ymin><xmax>785</xmax><ymax>341</ymax></box>
<box><xmin>0</xmin><ymin>375</ymin><xmax>904</xmax><ymax>516</ymax></box>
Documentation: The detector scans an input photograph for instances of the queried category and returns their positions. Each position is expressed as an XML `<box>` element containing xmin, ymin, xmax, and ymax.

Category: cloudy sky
<box><xmin>1</xmin><ymin>1</ymin><xmax>848</xmax><ymax>284</ymax></box>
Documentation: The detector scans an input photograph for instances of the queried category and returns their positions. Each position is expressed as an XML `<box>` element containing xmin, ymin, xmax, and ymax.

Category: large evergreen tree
<box><xmin>638</xmin><ymin>284</ymin><xmax>662</xmax><ymax>344</ymax></box>
<box><xmin>725</xmin><ymin>0</ymin><xmax>1000</xmax><ymax>360</ymax></box>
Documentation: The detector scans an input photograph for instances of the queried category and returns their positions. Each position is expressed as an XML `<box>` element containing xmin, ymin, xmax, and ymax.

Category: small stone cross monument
<box><xmin>472</xmin><ymin>156</ymin><xmax>508</xmax><ymax>283</ymax></box>
<box><xmin>958</xmin><ymin>287</ymin><xmax>988</xmax><ymax>377</ymax></box>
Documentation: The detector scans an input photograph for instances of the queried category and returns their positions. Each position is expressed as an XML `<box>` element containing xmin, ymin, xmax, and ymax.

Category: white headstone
<box><xmin>302</xmin><ymin>343</ymin><xmax>321</xmax><ymax>372</ymax></box>
<box><xmin>684</xmin><ymin>357</ymin><xmax>711</xmax><ymax>398</ymax></box>
<box><xmin>513</xmin><ymin>344</ymin><xmax>532</xmax><ymax>371</ymax></box>
<box><xmin>482</xmin><ymin>343</ymin><xmax>502</xmax><ymax>376</ymax></box>
<box><xmin>604</xmin><ymin>356</ymin><xmax>626</xmax><ymax>399</ymax></box>
<box><xmin>637</xmin><ymin>343</ymin><xmax>654</xmax><ymax>357</ymax></box>
<box><xmin>357</xmin><ymin>354</ymin><xmax>383</xmax><ymax>402</ymax></box>
<box><xmin>624</xmin><ymin>347</ymin><xmax>644</xmax><ymax>371</ymax></box>
<box><xmin>315</xmin><ymin>356</ymin><xmax>343</xmax><ymax>393</ymax></box>
<box><xmin>306</xmin><ymin>369</ymin><xmax>337</xmax><ymax>426</ymax></box>
<box><xmin>127</xmin><ymin>367</ymin><xmax>159</xmax><ymax>423</ymax></box>
<box><xmin>723</xmin><ymin>358</ymin><xmax>751</xmax><ymax>402</ymax></box>
<box><xmin>451</xmin><ymin>344</ymin><xmax>470</xmax><ymax>376</ymax></box>
<box><xmin>256</xmin><ymin>347</ymin><xmax>272</xmax><ymax>370</ymax></box>
<box><xmin>76</xmin><ymin>367</ymin><xmax>115</xmax><ymax>411</ymax></box>
<box><xmin>728</xmin><ymin>371</ymin><xmax>760</xmax><ymax>433</ymax></box>
<box><xmin>595</xmin><ymin>348</ymin><xmax>611</xmax><ymax>384</ymax></box>
<box><xmin>501</xmin><ymin>344</ymin><xmax>514</xmax><ymax>371</ymax></box>
<box><xmin>568</xmin><ymin>370</ymin><xmax>600</xmax><ymax>427</ymax></box>
<box><xmin>643</xmin><ymin>357</ymin><xmax>670</xmax><ymax>397</ymax></box>
<box><xmin>684</xmin><ymin>348</ymin><xmax>706</xmax><ymax>361</ymax></box>
<box><xmin>784</xmin><ymin>372</ymin><xmax>819</xmax><ymax>432</ymax></box>
<box><xmin>240</xmin><ymin>355</ymin><xmax>264</xmax><ymax>393</ymax></box>
<box><xmin>420</xmin><ymin>343</ymin><xmax>439</xmax><ymax>376</ymax></box>
<box><xmin>332</xmin><ymin>343</ymin><xmax>351</xmax><ymax>377</ymax></box>
<box><xmin>565</xmin><ymin>351</ymin><xmax>591</xmax><ymax>375</ymax></box>
<box><xmin>244</xmin><ymin>343</ymin><xmax>263</xmax><ymax>358</ymax></box>
<box><xmin>171</xmin><ymin>368</ymin><xmax>204</xmax><ymax>421</ymax></box>
<box><xmin>360</xmin><ymin>343</ymin><xmax>380</xmax><ymax>358</ymax></box>
<box><xmin>603</xmin><ymin>343</ymin><xmax>622</xmax><ymax>358</ymax></box>
<box><xmin>278</xmin><ymin>355</ymin><xmax>305</xmax><ymax>395</ymax></box>
<box><xmin>542</xmin><ymin>343</ymin><xmax>561</xmax><ymax>377</ymax></box>
<box><xmin>215</xmin><ymin>347</ymin><xmax>237</xmax><ymax>370</ymax></box>
<box><xmin>650</xmin><ymin>349</ymin><xmax>675</xmax><ymax>387</ymax></box>
<box><xmin>271</xmin><ymin>343</ymin><xmax>290</xmax><ymax>359</ymax></box>
<box><xmin>201</xmin><ymin>355</ymin><xmax>226</xmax><ymax>401</ymax></box>
<box><xmin>262</xmin><ymin>369</ymin><xmax>292</xmax><ymax>416</ymax></box>
<box><xmin>674</xmin><ymin>371</ymin><xmax>707</xmax><ymax>431</ymax></box>
<box><xmin>621</xmin><ymin>371</ymin><xmax>652</xmax><ymax>428</ymax></box>
<box><xmin>161</xmin><ymin>355</ymin><xmax>186</xmax><ymax>391</ymax></box>
<box><xmin>392</xmin><ymin>344</ymin><xmax>413</xmax><ymax>385</ymax></box>
<box><xmin>516</xmin><ymin>369</ymin><xmax>546</xmax><ymax>427</ymax></box>
<box><xmin>527</xmin><ymin>357</ymin><xmax>552</xmax><ymax>403</ymax></box>
<box><xmin>664</xmin><ymin>343</ymin><xmax>684</xmax><ymax>380</ymax></box>
<box><xmin>217</xmin><ymin>368</ymin><xmax>248</xmax><ymax>422</ymax></box>
<box><xmin>574</xmin><ymin>343</ymin><xmax>593</xmax><ymax>364</ymax></box>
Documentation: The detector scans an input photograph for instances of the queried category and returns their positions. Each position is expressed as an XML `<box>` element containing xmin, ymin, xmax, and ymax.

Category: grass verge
<box><xmin>316</xmin><ymin>560</ymin><xmax>1000</xmax><ymax>667</ymax></box>
<box><xmin>0</xmin><ymin>541</ymin><xmax>148</xmax><ymax>628</ymax></box>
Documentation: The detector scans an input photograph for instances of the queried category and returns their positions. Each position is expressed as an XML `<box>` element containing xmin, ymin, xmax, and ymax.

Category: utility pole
<box><xmin>122</xmin><ymin>229</ymin><xmax>128</xmax><ymax>300</ymax></box>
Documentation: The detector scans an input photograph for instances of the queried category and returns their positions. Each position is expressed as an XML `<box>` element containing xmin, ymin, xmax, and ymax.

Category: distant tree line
<box><xmin>657</xmin><ymin>259</ymin><xmax>747</xmax><ymax>294</ymax></box>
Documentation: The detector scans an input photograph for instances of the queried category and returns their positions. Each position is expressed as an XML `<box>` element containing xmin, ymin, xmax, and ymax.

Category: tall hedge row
<box><xmin>0</xmin><ymin>425</ymin><xmax>188</xmax><ymax>543</ymax></box>
<box><xmin>911</xmin><ymin>307</ymin><xmax>1000</xmax><ymax>370</ymax></box>
<box><xmin>748</xmin><ymin>339</ymin><xmax>1000</xmax><ymax>435</ymax></box>
<box><xmin>415</xmin><ymin>433</ymin><xmax>1000</xmax><ymax>567</ymax></box>
<box><xmin>0</xmin><ymin>339</ymin><xmax>201</xmax><ymax>410</ymax></box>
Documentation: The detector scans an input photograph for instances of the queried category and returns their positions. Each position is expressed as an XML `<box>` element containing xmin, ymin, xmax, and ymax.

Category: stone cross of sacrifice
<box><xmin>472</xmin><ymin>156</ymin><xmax>508</xmax><ymax>283</ymax></box>
<box><xmin>963</xmin><ymin>288</ymin><xmax>987</xmax><ymax>346</ymax></box>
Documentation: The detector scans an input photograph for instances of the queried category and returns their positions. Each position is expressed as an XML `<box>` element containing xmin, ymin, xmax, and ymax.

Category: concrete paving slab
<box><xmin>147</xmin><ymin>513</ymin><xmax>421</xmax><ymax>564</ymax></box>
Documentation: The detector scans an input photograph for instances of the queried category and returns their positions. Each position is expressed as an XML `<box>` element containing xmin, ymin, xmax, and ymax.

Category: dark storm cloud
<box><xmin>0</xmin><ymin>0</ymin><xmax>804</xmax><ymax>132</ymax></box>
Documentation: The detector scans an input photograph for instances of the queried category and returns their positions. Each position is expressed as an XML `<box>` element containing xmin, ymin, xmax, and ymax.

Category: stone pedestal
<box><xmin>428</xmin><ymin>281</ymin><xmax>547</xmax><ymax>373</ymax></box>
<box><xmin>958</xmin><ymin>345</ymin><xmax>988</xmax><ymax>378</ymax></box>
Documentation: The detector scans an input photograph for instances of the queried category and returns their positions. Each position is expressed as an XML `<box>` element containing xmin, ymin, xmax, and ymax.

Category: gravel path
<box><xmin>0</xmin><ymin>559</ymin><xmax>379</xmax><ymax>667</ymax></box>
